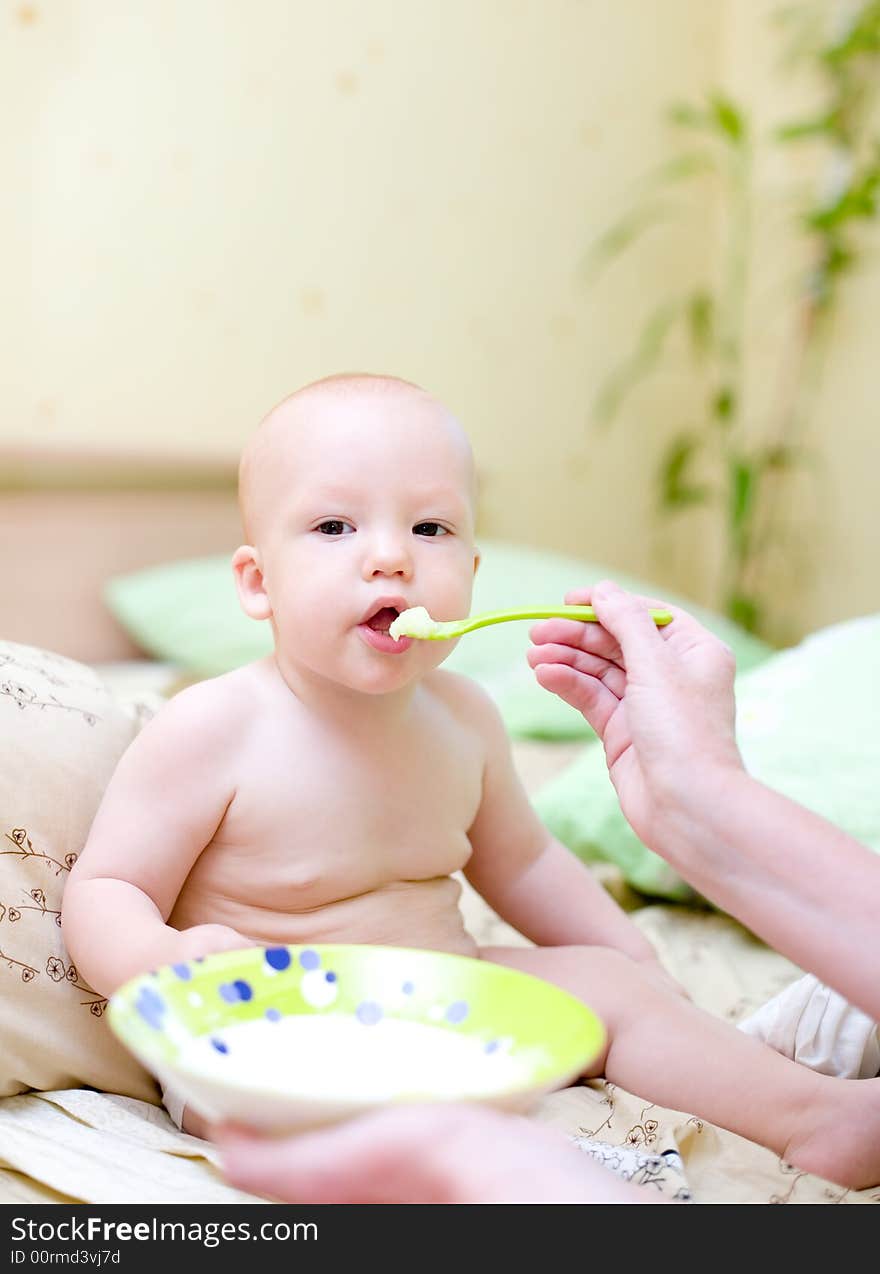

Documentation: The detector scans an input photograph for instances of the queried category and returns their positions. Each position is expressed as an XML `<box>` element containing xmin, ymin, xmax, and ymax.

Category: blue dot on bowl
<box><xmin>265</xmin><ymin>1008</ymin><xmax>282</xmax><ymax>1023</ymax></box>
<box><xmin>356</xmin><ymin>1001</ymin><xmax>383</xmax><ymax>1026</ymax></box>
<box><xmin>484</xmin><ymin>1039</ymin><xmax>500</xmax><ymax>1054</ymax></box>
<box><xmin>218</xmin><ymin>982</ymin><xmax>240</xmax><ymax>1004</ymax></box>
<box><xmin>171</xmin><ymin>963</ymin><xmax>192</xmax><ymax>982</ymax></box>
<box><xmin>402</xmin><ymin>981</ymin><xmax>415</xmax><ymax>995</ymax></box>
<box><xmin>325</xmin><ymin>971</ymin><xmax>336</xmax><ymax>983</ymax></box>
<box><xmin>135</xmin><ymin>986</ymin><xmax>166</xmax><ymax>1030</ymax></box>
<box><xmin>445</xmin><ymin>1001</ymin><xmax>469</xmax><ymax>1025</ymax></box>
<box><xmin>264</xmin><ymin>947</ymin><xmax>291</xmax><ymax>972</ymax></box>
<box><xmin>210</xmin><ymin>1037</ymin><xmax>229</xmax><ymax>1054</ymax></box>
<box><xmin>299</xmin><ymin>949</ymin><xmax>320</xmax><ymax>971</ymax></box>
<box><xmin>233</xmin><ymin>979</ymin><xmax>253</xmax><ymax>1002</ymax></box>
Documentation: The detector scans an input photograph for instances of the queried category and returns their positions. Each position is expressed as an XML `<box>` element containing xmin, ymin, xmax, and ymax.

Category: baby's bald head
<box><xmin>238</xmin><ymin>373</ymin><xmax>477</xmax><ymax>545</ymax></box>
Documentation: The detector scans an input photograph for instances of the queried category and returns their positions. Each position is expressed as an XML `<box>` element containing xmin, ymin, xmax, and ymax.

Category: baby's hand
<box><xmin>174</xmin><ymin>924</ymin><xmax>254</xmax><ymax>962</ymax></box>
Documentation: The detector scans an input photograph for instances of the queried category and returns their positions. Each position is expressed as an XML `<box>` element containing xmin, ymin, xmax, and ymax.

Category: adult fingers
<box><xmin>572</xmin><ymin>587</ymin><xmax>718</xmax><ymax>653</ymax></box>
<box><xmin>529</xmin><ymin>617</ymin><xmax>623</xmax><ymax>666</ymax></box>
<box><xmin>589</xmin><ymin>581</ymin><xmax>668</xmax><ymax>679</ymax></box>
<box><xmin>527</xmin><ymin>642</ymin><xmax>627</xmax><ymax>699</ymax></box>
<box><xmin>562</xmin><ymin>586</ymin><xmax>671</xmax><ymax>611</ymax></box>
<box><xmin>217</xmin><ymin>1120</ymin><xmax>393</xmax><ymax>1203</ymax></box>
<box><xmin>533</xmin><ymin>662</ymin><xmax>619</xmax><ymax>738</ymax></box>
<box><xmin>218</xmin><ymin>1107</ymin><xmax>459</xmax><ymax>1204</ymax></box>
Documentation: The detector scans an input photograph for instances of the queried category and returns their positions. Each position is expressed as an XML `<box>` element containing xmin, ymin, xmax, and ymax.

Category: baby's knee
<box><xmin>559</xmin><ymin>943</ymin><xmax>643</xmax><ymax>984</ymax></box>
<box><xmin>557</xmin><ymin>945</ymin><xmax>677</xmax><ymax>1012</ymax></box>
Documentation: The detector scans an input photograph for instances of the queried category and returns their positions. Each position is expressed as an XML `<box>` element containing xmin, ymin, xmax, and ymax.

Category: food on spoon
<box><xmin>389</xmin><ymin>606</ymin><xmax>440</xmax><ymax>641</ymax></box>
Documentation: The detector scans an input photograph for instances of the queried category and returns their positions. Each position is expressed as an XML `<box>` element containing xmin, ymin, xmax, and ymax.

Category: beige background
<box><xmin>1</xmin><ymin>0</ymin><xmax>876</xmax><ymax>640</ymax></box>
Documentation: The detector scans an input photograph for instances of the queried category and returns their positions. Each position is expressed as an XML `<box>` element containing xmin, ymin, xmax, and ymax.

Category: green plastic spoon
<box><xmin>389</xmin><ymin>604</ymin><xmax>673</xmax><ymax>642</ymax></box>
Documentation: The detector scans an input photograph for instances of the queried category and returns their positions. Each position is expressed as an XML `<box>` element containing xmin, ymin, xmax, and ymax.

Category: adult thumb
<box><xmin>590</xmin><ymin>580</ymin><xmax>666</xmax><ymax>677</ymax></box>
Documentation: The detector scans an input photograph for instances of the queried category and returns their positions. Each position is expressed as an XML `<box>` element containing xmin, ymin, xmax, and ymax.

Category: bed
<box><xmin>0</xmin><ymin>448</ymin><xmax>875</xmax><ymax>1205</ymax></box>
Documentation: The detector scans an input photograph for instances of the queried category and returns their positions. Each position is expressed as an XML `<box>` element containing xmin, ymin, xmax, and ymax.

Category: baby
<box><xmin>62</xmin><ymin>374</ymin><xmax>880</xmax><ymax>1187</ymax></box>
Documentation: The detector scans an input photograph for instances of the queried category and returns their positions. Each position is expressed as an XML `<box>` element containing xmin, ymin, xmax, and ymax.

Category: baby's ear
<box><xmin>232</xmin><ymin>546</ymin><xmax>273</xmax><ymax>621</ymax></box>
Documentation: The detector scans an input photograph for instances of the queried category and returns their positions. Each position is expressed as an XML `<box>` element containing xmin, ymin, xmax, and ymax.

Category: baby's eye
<box><xmin>413</xmin><ymin>522</ymin><xmax>448</xmax><ymax>538</ymax></box>
<box><xmin>316</xmin><ymin>520</ymin><xmax>354</xmax><ymax>536</ymax></box>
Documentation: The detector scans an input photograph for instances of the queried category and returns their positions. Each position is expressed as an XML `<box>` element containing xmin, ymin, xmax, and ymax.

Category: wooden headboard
<box><xmin>0</xmin><ymin>447</ymin><xmax>242</xmax><ymax>663</ymax></box>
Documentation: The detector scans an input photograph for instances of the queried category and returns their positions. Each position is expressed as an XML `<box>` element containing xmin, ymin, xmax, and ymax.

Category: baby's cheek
<box><xmin>297</xmin><ymin>580</ymin><xmax>342</xmax><ymax>636</ymax></box>
<box><xmin>436</xmin><ymin>563</ymin><xmax>474</xmax><ymax>609</ymax></box>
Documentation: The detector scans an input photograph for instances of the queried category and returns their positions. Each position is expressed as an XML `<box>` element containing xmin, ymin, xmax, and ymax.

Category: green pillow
<box><xmin>106</xmin><ymin>555</ymin><xmax>273</xmax><ymax>675</ymax></box>
<box><xmin>104</xmin><ymin>540</ymin><xmax>772</xmax><ymax>740</ymax></box>
<box><xmin>535</xmin><ymin>612</ymin><xmax>880</xmax><ymax>899</ymax></box>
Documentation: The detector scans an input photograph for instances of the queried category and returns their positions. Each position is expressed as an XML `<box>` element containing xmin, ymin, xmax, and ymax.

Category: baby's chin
<box><xmin>276</xmin><ymin>631</ymin><xmax>452</xmax><ymax>697</ymax></box>
<box><xmin>344</xmin><ymin>657</ymin><xmax>434</xmax><ymax>696</ymax></box>
<box><xmin>343</xmin><ymin>647</ymin><xmax>451</xmax><ymax>697</ymax></box>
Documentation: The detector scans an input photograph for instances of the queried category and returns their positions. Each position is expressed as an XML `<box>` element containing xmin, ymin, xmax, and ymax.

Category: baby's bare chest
<box><xmin>184</xmin><ymin>714</ymin><xmax>485</xmax><ymax>909</ymax></box>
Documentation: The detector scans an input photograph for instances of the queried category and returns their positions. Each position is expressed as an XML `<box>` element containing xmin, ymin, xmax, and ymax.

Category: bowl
<box><xmin>108</xmin><ymin>943</ymin><xmax>605</xmax><ymax>1133</ymax></box>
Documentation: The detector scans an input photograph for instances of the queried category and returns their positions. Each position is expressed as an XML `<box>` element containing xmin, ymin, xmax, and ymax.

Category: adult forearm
<box><xmin>651</xmin><ymin>768</ymin><xmax>880</xmax><ymax>1019</ymax></box>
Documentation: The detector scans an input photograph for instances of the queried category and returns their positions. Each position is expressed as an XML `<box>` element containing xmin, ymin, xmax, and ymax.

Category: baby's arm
<box><xmin>460</xmin><ymin>682</ymin><xmax>658</xmax><ymax>964</ymax></box>
<box><xmin>62</xmin><ymin>682</ymin><xmax>250</xmax><ymax>997</ymax></box>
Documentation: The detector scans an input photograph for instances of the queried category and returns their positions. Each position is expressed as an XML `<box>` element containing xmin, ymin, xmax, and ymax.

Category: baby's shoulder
<box><xmin>422</xmin><ymin>669</ymin><xmax>505</xmax><ymax>737</ymax></box>
<box><xmin>139</xmin><ymin>662</ymin><xmax>265</xmax><ymax>747</ymax></box>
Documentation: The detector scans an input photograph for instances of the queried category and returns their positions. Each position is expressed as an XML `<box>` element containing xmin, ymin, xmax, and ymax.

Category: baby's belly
<box><xmin>169</xmin><ymin>875</ymin><xmax>478</xmax><ymax>958</ymax></box>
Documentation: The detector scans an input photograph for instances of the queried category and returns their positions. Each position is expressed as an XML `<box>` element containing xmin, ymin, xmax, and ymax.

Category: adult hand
<box><xmin>217</xmin><ymin>1103</ymin><xmax>655</xmax><ymax>1204</ymax></box>
<box><xmin>528</xmin><ymin>581</ymin><xmax>744</xmax><ymax>851</ymax></box>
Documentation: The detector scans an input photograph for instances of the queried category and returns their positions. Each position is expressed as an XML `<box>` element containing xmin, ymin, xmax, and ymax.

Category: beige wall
<box><xmin>0</xmin><ymin>2</ymin><xmax>720</xmax><ymax>574</ymax></box>
<box><xmin>2</xmin><ymin>1</ymin><xmax>876</xmax><ymax>638</ymax></box>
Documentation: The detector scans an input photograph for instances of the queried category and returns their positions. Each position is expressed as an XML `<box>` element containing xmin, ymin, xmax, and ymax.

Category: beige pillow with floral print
<box><xmin>0</xmin><ymin>640</ymin><xmax>159</xmax><ymax>1103</ymax></box>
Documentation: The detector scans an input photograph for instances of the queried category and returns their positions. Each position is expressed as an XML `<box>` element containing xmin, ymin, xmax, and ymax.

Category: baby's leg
<box><xmin>180</xmin><ymin>1105</ymin><xmax>211</xmax><ymax>1140</ymax></box>
<box><xmin>160</xmin><ymin>1079</ymin><xmax>211</xmax><ymax>1140</ymax></box>
<box><xmin>483</xmin><ymin>944</ymin><xmax>880</xmax><ymax>1190</ymax></box>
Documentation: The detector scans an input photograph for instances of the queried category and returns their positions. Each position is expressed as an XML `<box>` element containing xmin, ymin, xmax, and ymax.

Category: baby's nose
<box><xmin>363</xmin><ymin>536</ymin><xmax>413</xmax><ymax>579</ymax></box>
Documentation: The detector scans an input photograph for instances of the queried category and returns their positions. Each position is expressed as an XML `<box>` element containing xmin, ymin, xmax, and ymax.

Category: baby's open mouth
<box><xmin>365</xmin><ymin>607</ymin><xmax>400</xmax><ymax>633</ymax></box>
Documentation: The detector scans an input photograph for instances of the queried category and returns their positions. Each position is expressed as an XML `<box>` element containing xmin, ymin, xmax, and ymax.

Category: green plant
<box><xmin>590</xmin><ymin>0</ymin><xmax>880</xmax><ymax>639</ymax></box>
